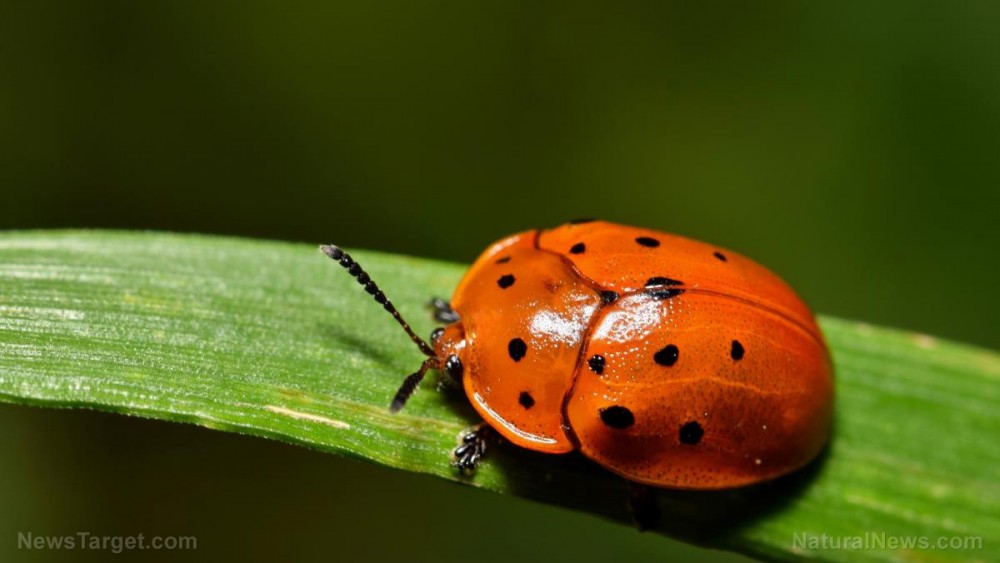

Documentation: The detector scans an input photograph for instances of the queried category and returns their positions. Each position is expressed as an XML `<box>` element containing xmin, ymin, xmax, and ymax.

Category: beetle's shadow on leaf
<box><xmin>317</xmin><ymin>322</ymin><xmax>398</xmax><ymax>366</ymax></box>
<box><xmin>650</xmin><ymin>446</ymin><xmax>831</xmax><ymax>542</ymax></box>
<box><xmin>435</xmin><ymin>378</ymin><xmax>483</xmax><ymax>422</ymax></box>
<box><xmin>481</xmin><ymin>437</ymin><xmax>831</xmax><ymax>544</ymax></box>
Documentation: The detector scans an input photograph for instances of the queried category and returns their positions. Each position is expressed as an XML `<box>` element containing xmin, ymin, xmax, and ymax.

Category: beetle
<box><xmin>321</xmin><ymin>220</ymin><xmax>832</xmax><ymax>494</ymax></box>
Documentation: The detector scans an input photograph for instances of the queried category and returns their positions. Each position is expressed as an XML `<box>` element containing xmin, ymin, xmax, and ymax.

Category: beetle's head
<box><xmin>430</xmin><ymin>322</ymin><xmax>466</xmax><ymax>386</ymax></box>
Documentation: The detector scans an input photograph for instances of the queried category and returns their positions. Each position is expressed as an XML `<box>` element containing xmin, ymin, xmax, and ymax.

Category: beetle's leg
<box><xmin>428</xmin><ymin>297</ymin><xmax>460</xmax><ymax>324</ymax></box>
<box><xmin>628</xmin><ymin>483</ymin><xmax>661</xmax><ymax>531</ymax></box>
<box><xmin>452</xmin><ymin>424</ymin><xmax>494</xmax><ymax>475</ymax></box>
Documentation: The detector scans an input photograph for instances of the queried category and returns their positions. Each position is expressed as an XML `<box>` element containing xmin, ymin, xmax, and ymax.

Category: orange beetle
<box><xmin>322</xmin><ymin>220</ymin><xmax>832</xmax><ymax>492</ymax></box>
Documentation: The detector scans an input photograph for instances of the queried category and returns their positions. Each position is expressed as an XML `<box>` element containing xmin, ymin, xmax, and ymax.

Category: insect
<box><xmin>322</xmin><ymin>220</ymin><xmax>832</xmax><ymax>492</ymax></box>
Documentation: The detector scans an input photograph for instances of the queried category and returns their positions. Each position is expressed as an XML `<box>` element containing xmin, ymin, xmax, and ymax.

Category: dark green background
<box><xmin>1</xmin><ymin>2</ymin><xmax>996</xmax><ymax>562</ymax></box>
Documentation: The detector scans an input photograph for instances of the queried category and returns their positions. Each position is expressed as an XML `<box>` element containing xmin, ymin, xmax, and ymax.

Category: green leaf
<box><xmin>0</xmin><ymin>230</ymin><xmax>996</xmax><ymax>562</ymax></box>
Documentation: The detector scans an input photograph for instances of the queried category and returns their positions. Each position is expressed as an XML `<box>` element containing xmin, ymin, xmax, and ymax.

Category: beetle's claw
<box><xmin>428</xmin><ymin>297</ymin><xmax>460</xmax><ymax>324</ymax></box>
<box><xmin>452</xmin><ymin>425</ymin><xmax>490</xmax><ymax>474</ymax></box>
<box><xmin>628</xmin><ymin>483</ymin><xmax>662</xmax><ymax>531</ymax></box>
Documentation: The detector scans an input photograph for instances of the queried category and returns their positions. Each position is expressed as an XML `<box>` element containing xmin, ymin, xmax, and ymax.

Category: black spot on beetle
<box><xmin>588</xmin><ymin>354</ymin><xmax>605</xmax><ymax>375</ymax></box>
<box><xmin>600</xmin><ymin>406</ymin><xmax>635</xmax><ymax>429</ymax></box>
<box><xmin>569</xmin><ymin>218</ymin><xmax>596</xmax><ymax>224</ymax></box>
<box><xmin>713</xmin><ymin>251</ymin><xmax>727</xmax><ymax>262</ymax></box>
<box><xmin>497</xmin><ymin>274</ymin><xmax>515</xmax><ymax>289</ymax></box>
<box><xmin>569</xmin><ymin>242</ymin><xmax>586</xmax><ymax>254</ymax></box>
<box><xmin>508</xmin><ymin>338</ymin><xmax>527</xmax><ymax>361</ymax></box>
<box><xmin>645</xmin><ymin>277</ymin><xmax>684</xmax><ymax>288</ymax></box>
<box><xmin>518</xmin><ymin>391</ymin><xmax>535</xmax><ymax>409</ymax></box>
<box><xmin>679</xmin><ymin>421</ymin><xmax>704</xmax><ymax>445</ymax></box>
<box><xmin>600</xmin><ymin>290</ymin><xmax>619</xmax><ymax>304</ymax></box>
<box><xmin>635</xmin><ymin>237</ymin><xmax>660</xmax><ymax>248</ymax></box>
<box><xmin>654</xmin><ymin>344</ymin><xmax>679</xmax><ymax>366</ymax></box>
<box><xmin>648</xmin><ymin>288</ymin><xmax>685</xmax><ymax>300</ymax></box>
<box><xmin>731</xmin><ymin>340</ymin><xmax>745</xmax><ymax>361</ymax></box>
<box><xmin>495</xmin><ymin>256</ymin><xmax>511</xmax><ymax>264</ymax></box>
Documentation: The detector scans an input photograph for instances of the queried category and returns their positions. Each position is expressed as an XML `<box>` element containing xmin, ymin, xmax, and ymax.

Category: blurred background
<box><xmin>1</xmin><ymin>1</ymin><xmax>997</xmax><ymax>561</ymax></box>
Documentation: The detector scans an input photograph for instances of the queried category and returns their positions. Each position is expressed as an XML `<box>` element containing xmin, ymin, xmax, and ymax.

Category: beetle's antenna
<box><xmin>320</xmin><ymin>245</ymin><xmax>436</xmax><ymax>358</ymax></box>
<box><xmin>390</xmin><ymin>357</ymin><xmax>436</xmax><ymax>413</ymax></box>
